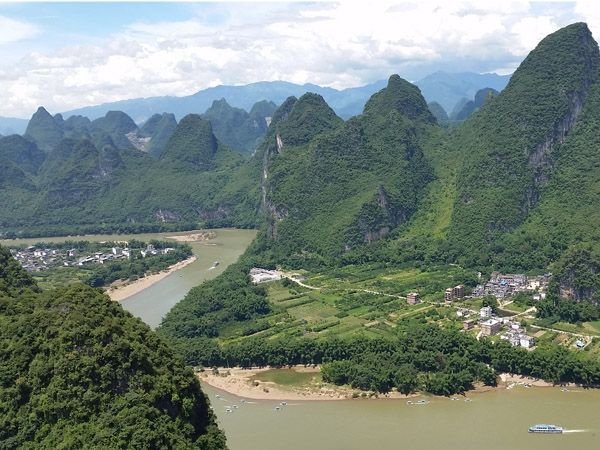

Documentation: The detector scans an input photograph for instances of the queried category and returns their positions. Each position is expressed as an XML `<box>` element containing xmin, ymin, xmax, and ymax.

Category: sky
<box><xmin>0</xmin><ymin>0</ymin><xmax>599</xmax><ymax>118</ymax></box>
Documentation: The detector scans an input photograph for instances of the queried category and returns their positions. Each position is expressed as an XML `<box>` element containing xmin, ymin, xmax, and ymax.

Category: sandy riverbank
<box><xmin>498</xmin><ymin>373</ymin><xmax>560</xmax><ymax>388</ymax></box>
<box><xmin>105</xmin><ymin>256</ymin><xmax>197</xmax><ymax>301</ymax></box>
<box><xmin>198</xmin><ymin>366</ymin><xmax>420</xmax><ymax>401</ymax></box>
<box><xmin>169</xmin><ymin>231</ymin><xmax>216</xmax><ymax>242</ymax></box>
<box><xmin>198</xmin><ymin>366</ymin><xmax>573</xmax><ymax>401</ymax></box>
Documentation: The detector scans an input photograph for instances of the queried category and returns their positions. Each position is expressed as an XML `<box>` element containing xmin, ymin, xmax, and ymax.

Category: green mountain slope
<box><xmin>160</xmin><ymin>115</ymin><xmax>220</xmax><ymax>170</ymax></box>
<box><xmin>494</xmin><ymin>75</ymin><xmax>600</xmax><ymax>270</ymax></box>
<box><xmin>443</xmin><ymin>23</ymin><xmax>599</xmax><ymax>266</ymax></box>
<box><xmin>452</xmin><ymin>87</ymin><xmax>498</xmax><ymax>121</ymax></box>
<box><xmin>91</xmin><ymin>111</ymin><xmax>138</xmax><ymax>150</ymax></box>
<box><xmin>428</xmin><ymin>101</ymin><xmax>448</xmax><ymax>126</ymax></box>
<box><xmin>202</xmin><ymin>99</ymin><xmax>273</xmax><ymax>154</ymax></box>
<box><xmin>24</xmin><ymin>107</ymin><xmax>64</xmax><ymax>152</ymax></box>
<box><xmin>0</xmin><ymin>247</ymin><xmax>225</xmax><ymax>449</ymax></box>
<box><xmin>139</xmin><ymin>113</ymin><xmax>178</xmax><ymax>158</ymax></box>
<box><xmin>0</xmin><ymin>135</ymin><xmax>45</xmax><ymax>175</ymax></box>
<box><xmin>260</xmin><ymin>80</ymin><xmax>435</xmax><ymax>262</ymax></box>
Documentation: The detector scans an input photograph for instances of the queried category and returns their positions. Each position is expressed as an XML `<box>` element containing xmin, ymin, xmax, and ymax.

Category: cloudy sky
<box><xmin>0</xmin><ymin>0</ymin><xmax>598</xmax><ymax>118</ymax></box>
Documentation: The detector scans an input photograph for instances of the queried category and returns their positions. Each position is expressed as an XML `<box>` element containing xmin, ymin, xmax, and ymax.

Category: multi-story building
<box><xmin>480</xmin><ymin>318</ymin><xmax>502</xmax><ymax>336</ymax></box>
<box><xmin>407</xmin><ymin>292</ymin><xmax>421</xmax><ymax>305</ymax></box>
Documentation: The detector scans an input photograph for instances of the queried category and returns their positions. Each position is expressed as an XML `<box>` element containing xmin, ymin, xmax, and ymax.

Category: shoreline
<box><xmin>199</xmin><ymin>366</ymin><xmax>418</xmax><ymax>401</ymax></box>
<box><xmin>198</xmin><ymin>366</ymin><xmax>573</xmax><ymax>402</ymax></box>
<box><xmin>105</xmin><ymin>256</ymin><xmax>197</xmax><ymax>302</ymax></box>
<box><xmin>169</xmin><ymin>231</ymin><xmax>217</xmax><ymax>242</ymax></box>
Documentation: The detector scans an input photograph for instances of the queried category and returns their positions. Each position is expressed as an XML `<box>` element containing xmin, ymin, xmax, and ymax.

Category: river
<box><xmin>4</xmin><ymin>229</ymin><xmax>599</xmax><ymax>448</ymax></box>
<box><xmin>202</xmin><ymin>383</ymin><xmax>600</xmax><ymax>450</ymax></box>
<box><xmin>1</xmin><ymin>228</ymin><xmax>257</xmax><ymax>328</ymax></box>
<box><xmin>118</xmin><ymin>229</ymin><xmax>256</xmax><ymax>327</ymax></box>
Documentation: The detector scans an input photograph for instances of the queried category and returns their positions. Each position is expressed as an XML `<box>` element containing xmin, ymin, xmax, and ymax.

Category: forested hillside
<box><xmin>202</xmin><ymin>99</ymin><xmax>276</xmax><ymax>154</ymax></box>
<box><xmin>445</xmin><ymin>23</ymin><xmax>599</xmax><ymax>267</ymax></box>
<box><xmin>160</xmin><ymin>24</ymin><xmax>600</xmax><ymax>388</ymax></box>
<box><xmin>257</xmin><ymin>77</ymin><xmax>437</xmax><ymax>264</ymax></box>
<box><xmin>0</xmin><ymin>245</ymin><xmax>226</xmax><ymax>449</ymax></box>
<box><xmin>0</xmin><ymin>107</ymin><xmax>263</xmax><ymax>237</ymax></box>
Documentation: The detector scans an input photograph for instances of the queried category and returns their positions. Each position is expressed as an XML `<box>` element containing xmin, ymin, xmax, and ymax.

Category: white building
<box><xmin>520</xmin><ymin>335</ymin><xmax>535</xmax><ymax>349</ymax></box>
<box><xmin>250</xmin><ymin>268</ymin><xmax>282</xmax><ymax>284</ymax></box>
<box><xmin>480</xmin><ymin>306</ymin><xmax>493</xmax><ymax>319</ymax></box>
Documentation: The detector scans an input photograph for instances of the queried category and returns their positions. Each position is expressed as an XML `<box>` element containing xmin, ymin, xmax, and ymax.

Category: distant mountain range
<box><xmin>1</xmin><ymin>23</ymin><xmax>599</xmax><ymax>280</ymax></box>
<box><xmin>0</xmin><ymin>116</ymin><xmax>29</xmax><ymax>136</ymax></box>
<box><xmin>58</xmin><ymin>71</ymin><xmax>510</xmax><ymax>123</ymax></box>
<box><xmin>416</xmin><ymin>71</ymin><xmax>510</xmax><ymax>113</ymax></box>
<box><xmin>0</xmin><ymin>71</ymin><xmax>511</xmax><ymax>136</ymax></box>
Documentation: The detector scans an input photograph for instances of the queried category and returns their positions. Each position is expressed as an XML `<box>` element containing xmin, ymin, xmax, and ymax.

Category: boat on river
<box><xmin>406</xmin><ymin>400</ymin><xmax>429</xmax><ymax>405</ymax></box>
<box><xmin>528</xmin><ymin>424</ymin><xmax>563</xmax><ymax>433</ymax></box>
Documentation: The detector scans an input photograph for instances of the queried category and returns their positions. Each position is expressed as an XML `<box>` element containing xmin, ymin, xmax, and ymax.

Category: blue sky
<box><xmin>0</xmin><ymin>1</ymin><xmax>597</xmax><ymax>118</ymax></box>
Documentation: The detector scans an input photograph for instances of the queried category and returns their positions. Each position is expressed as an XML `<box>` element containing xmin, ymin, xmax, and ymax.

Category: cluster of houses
<box><xmin>461</xmin><ymin>306</ymin><xmax>535</xmax><ymax>349</ymax></box>
<box><xmin>472</xmin><ymin>272</ymin><xmax>550</xmax><ymax>300</ymax></box>
<box><xmin>10</xmin><ymin>243</ymin><xmax>174</xmax><ymax>272</ymax></box>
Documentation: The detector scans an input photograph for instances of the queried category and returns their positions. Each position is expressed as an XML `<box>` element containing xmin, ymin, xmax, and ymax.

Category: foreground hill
<box><xmin>0</xmin><ymin>245</ymin><xmax>226</xmax><ymax>449</ymax></box>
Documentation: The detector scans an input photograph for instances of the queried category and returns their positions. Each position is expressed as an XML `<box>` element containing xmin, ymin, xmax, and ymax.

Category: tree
<box><xmin>394</xmin><ymin>364</ymin><xmax>419</xmax><ymax>395</ymax></box>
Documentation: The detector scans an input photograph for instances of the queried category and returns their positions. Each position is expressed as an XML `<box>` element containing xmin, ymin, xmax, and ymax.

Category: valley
<box><xmin>3</xmin><ymin>16</ymin><xmax>600</xmax><ymax>450</ymax></box>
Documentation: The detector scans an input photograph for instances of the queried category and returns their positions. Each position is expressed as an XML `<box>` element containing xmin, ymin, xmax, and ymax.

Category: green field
<box><xmin>219</xmin><ymin>265</ymin><xmax>478</xmax><ymax>345</ymax></box>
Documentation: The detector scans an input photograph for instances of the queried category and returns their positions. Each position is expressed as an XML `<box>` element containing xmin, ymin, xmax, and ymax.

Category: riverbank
<box><xmin>105</xmin><ymin>256</ymin><xmax>197</xmax><ymax>301</ymax></box>
<box><xmin>198</xmin><ymin>366</ymin><xmax>573</xmax><ymax>401</ymax></box>
<box><xmin>198</xmin><ymin>366</ymin><xmax>420</xmax><ymax>401</ymax></box>
<box><xmin>169</xmin><ymin>231</ymin><xmax>216</xmax><ymax>242</ymax></box>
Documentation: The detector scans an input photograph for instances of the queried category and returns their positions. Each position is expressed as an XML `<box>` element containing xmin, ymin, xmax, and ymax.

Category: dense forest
<box><xmin>0</xmin><ymin>244</ymin><xmax>226</xmax><ymax>449</ymax></box>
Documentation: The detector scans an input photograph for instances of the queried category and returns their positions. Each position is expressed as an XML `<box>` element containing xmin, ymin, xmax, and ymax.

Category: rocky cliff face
<box><xmin>525</xmin><ymin>87</ymin><xmax>590</xmax><ymax>210</ymax></box>
<box><xmin>447</xmin><ymin>23</ymin><xmax>600</xmax><ymax>261</ymax></box>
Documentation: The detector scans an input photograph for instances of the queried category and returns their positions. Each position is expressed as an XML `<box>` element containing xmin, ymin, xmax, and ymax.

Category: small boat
<box><xmin>233</xmin><ymin>405</ymin><xmax>239</xmax><ymax>409</ymax></box>
<box><xmin>407</xmin><ymin>400</ymin><xmax>429</xmax><ymax>405</ymax></box>
<box><xmin>528</xmin><ymin>424</ymin><xmax>563</xmax><ymax>434</ymax></box>
<box><xmin>274</xmin><ymin>406</ymin><xmax>281</xmax><ymax>411</ymax></box>
<box><xmin>464</xmin><ymin>398</ymin><xmax>472</xmax><ymax>403</ymax></box>
<box><xmin>450</xmin><ymin>397</ymin><xmax>461</xmax><ymax>401</ymax></box>
<box><xmin>280</xmin><ymin>401</ymin><xmax>287</xmax><ymax>406</ymax></box>
<box><xmin>213</xmin><ymin>261</ymin><xmax>220</xmax><ymax>266</ymax></box>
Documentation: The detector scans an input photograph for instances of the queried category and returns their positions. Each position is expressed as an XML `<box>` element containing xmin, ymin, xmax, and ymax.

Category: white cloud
<box><xmin>0</xmin><ymin>1</ymin><xmax>597</xmax><ymax>117</ymax></box>
<box><xmin>0</xmin><ymin>15</ymin><xmax>39</xmax><ymax>45</ymax></box>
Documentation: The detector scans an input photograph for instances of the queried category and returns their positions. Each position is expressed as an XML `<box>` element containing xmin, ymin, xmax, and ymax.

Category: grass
<box><xmin>583</xmin><ymin>320</ymin><xmax>600</xmax><ymax>333</ymax></box>
<box><xmin>251</xmin><ymin>368</ymin><xmax>321</xmax><ymax>387</ymax></box>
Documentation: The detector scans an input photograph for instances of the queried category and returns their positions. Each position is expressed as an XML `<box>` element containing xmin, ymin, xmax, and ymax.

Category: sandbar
<box><xmin>198</xmin><ymin>366</ymin><xmax>576</xmax><ymax>401</ymax></box>
<box><xmin>169</xmin><ymin>232</ymin><xmax>217</xmax><ymax>242</ymax></box>
<box><xmin>198</xmin><ymin>366</ymin><xmax>420</xmax><ymax>401</ymax></box>
<box><xmin>105</xmin><ymin>256</ymin><xmax>197</xmax><ymax>301</ymax></box>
